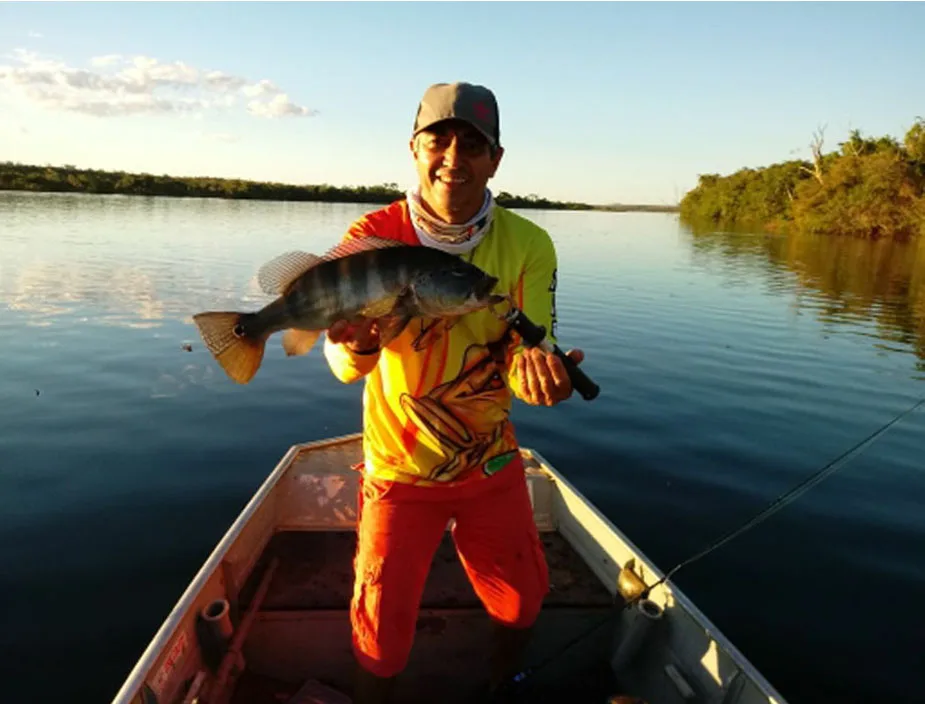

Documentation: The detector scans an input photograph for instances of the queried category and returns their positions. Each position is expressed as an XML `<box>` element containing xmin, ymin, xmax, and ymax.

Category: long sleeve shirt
<box><xmin>323</xmin><ymin>198</ymin><xmax>559</xmax><ymax>487</ymax></box>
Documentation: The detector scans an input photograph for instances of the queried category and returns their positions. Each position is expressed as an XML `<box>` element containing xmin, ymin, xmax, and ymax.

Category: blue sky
<box><xmin>1</xmin><ymin>2</ymin><xmax>923</xmax><ymax>205</ymax></box>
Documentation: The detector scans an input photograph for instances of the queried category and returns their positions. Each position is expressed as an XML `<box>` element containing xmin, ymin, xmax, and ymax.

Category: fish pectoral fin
<box><xmin>359</xmin><ymin>295</ymin><xmax>400</xmax><ymax>319</ymax></box>
<box><xmin>370</xmin><ymin>285</ymin><xmax>415</xmax><ymax>347</ymax></box>
<box><xmin>360</xmin><ymin>280</ymin><xmax>416</xmax><ymax>319</ymax></box>
<box><xmin>281</xmin><ymin>329</ymin><xmax>322</xmax><ymax>357</ymax></box>
<box><xmin>257</xmin><ymin>251</ymin><xmax>323</xmax><ymax>295</ymax></box>
<box><xmin>321</xmin><ymin>235</ymin><xmax>407</xmax><ymax>261</ymax></box>
<box><xmin>377</xmin><ymin>314</ymin><xmax>412</xmax><ymax>347</ymax></box>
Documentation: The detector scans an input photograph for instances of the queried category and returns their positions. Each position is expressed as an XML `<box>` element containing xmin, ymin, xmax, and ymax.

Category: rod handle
<box><xmin>508</xmin><ymin>309</ymin><xmax>599</xmax><ymax>401</ymax></box>
<box><xmin>548</xmin><ymin>341</ymin><xmax>600</xmax><ymax>401</ymax></box>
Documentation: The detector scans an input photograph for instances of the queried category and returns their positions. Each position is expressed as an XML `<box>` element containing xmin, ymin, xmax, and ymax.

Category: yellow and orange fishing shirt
<box><xmin>323</xmin><ymin>199</ymin><xmax>559</xmax><ymax>487</ymax></box>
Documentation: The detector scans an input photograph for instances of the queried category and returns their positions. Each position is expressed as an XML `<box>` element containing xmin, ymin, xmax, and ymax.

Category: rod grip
<box><xmin>508</xmin><ymin>309</ymin><xmax>600</xmax><ymax>402</ymax></box>
<box><xmin>551</xmin><ymin>342</ymin><xmax>600</xmax><ymax>401</ymax></box>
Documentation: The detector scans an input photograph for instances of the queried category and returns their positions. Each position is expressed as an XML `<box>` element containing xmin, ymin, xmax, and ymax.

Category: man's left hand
<box><xmin>515</xmin><ymin>347</ymin><xmax>585</xmax><ymax>406</ymax></box>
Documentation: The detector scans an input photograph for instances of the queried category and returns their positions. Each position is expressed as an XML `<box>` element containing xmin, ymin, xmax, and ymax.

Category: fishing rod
<box><xmin>495</xmin><ymin>393</ymin><xmax>925</xmax><ymax>695</ymax></box>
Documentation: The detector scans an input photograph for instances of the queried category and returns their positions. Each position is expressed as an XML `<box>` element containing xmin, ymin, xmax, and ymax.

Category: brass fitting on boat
<box><xmin>616</xmin><ymin>558</ymin><xmax>648</xmax><ymax>604</ymax></box>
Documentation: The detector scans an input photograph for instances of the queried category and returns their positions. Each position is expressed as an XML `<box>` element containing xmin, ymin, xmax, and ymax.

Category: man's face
<box><xmin>410</xmin><ymin>120</ymin><xmax>503</xmax><ymax>223</ymax></box>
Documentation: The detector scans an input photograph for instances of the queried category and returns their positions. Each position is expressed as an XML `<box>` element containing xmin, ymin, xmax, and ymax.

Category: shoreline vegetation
<box><xmin>679</xmin><ymin>118</ymin><xmax>925</xmax><ymax>240</ymax></box>
<box><xmin>0</xmin><ymin>161</ymin><xmax>678</xmax><ymax>214</ymax></box>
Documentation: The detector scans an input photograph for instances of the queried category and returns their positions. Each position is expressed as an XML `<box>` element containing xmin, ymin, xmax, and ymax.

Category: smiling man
<box><xmin>323</xmin><ymin>82</ymin><xmax>586</xmax><ymax>703</ymax></box>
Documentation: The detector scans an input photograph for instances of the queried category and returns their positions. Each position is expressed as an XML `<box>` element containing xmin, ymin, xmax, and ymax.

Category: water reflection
<box><xmin>0</xmin><ymin>191</ymin><xmax>356</xmax><ymax>332</ymax></box>
<box><xmin>6</xmin><ymin>260</ymin><xmax>166</xmax><ymax>326</ymax></box>
<box><xmin>682</xmin><ymin>225</ymin><xmax>925</xmax><ymax>363</ymax></box>
<box><xmin>1</xmin><ymin>254</ymin><xmax>274</xmax><ymax>329</ymax></box>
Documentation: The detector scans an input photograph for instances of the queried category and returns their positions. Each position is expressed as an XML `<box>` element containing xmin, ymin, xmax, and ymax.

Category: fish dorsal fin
<box><xmin>322</xmin><ymin>235</ymin><xmax>407</xmax><ymax>261</ymax></box>
<box><xmin>257</xmin><ymin>251</ymin><xmax>323</xmax><ymax>295</ymax></box>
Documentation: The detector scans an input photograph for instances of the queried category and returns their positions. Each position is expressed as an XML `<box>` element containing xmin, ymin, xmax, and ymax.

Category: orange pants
<box><xmin>350</xmin><ymin>456</ymin><xmax>549</xmax><ymax>678</ymax></box>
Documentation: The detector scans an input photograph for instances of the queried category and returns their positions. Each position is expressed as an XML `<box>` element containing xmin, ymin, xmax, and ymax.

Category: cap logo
<box><xmin>473</xmin><ymin>101</ymin><xmax>491</xmax><ymax>122</ymax></box>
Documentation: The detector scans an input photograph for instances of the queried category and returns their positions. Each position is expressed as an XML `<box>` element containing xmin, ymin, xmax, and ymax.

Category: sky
<box><xmin>1</xmin><ymin>2</ymin><xmax>923</xmax><ymax>206</ymax></box>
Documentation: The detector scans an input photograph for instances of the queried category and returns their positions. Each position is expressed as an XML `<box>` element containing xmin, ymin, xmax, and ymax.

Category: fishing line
<box><xmin>501</xmin><ymin>394</ymin><xmax>925</xmax><ymax>694</ymax></box>
<box><xmin>649</xmin><ymin>393</ymin><xmax>925</xmax><ymax>591</ymax></box>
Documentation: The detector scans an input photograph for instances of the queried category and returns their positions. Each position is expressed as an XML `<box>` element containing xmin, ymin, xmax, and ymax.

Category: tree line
<box><xmin>679</xmin><ymin>117</ymin><xmax>925</xmax><ymax>240</ymax></box>
<box><xmin>0</xmin><ymin>161</ymin><xmax>677</xmax><ymax>213</ymax></box>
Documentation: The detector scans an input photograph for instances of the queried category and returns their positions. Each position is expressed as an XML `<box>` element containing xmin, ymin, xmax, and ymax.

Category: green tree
<box><xmin>679</xmin><ymin>117</ymin><xmax>925</xmax><ymax>240</ymax></box>
<box><xmin>905</xmin><ymin>117</ymin><xmax>925</xmax><ymax>163</ymax></box>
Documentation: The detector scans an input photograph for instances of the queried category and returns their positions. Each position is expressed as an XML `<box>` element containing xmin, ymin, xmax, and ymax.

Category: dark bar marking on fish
<box><xmin>361</xmin><ymin>249</ymin><xmax>379</xmax><ymax>310</ymax></box>
<box><xmin>312</xmin><ymin>260</ymin><xmax>335</xmax><ymax>320</ymax></box>
<box><xmin>378</xmin><ymin>250</ymin><xmax>404</xmax><ymax>298</ymax></box>
<box><xmin>334</xmin><ymin>257</ymin><xmax>351</xmax><ymax>310</ymax></box>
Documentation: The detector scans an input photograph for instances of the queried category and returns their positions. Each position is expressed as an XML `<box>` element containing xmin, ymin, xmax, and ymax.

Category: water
<box><xmin>2</xmin><ymin>191</ymin><xmax>923</xmax><ymax>704</ymax></box>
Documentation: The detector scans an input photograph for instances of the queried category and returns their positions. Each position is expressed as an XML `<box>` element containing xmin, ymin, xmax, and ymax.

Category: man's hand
<box><xmin>327</xmin><ymin>318</ymin><xmax>381</xmax><ymax>353</ymax></box>
<box><xmin>514</xmin><ymin>346</ymin><xmax>585</xmax><ymax>406</ymax></box>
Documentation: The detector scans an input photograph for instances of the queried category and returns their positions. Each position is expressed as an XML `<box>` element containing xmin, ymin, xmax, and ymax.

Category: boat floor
<box><xmin>239</xmin><ymin>529</ymin><xmax>616</xmax><ymax>611</ymax></box>
<box><xmin>229</xmin><ymin>529</ymin><xmax>627</xmax><ymax>703</ymax></box>
<box><xmin>229</xmin><ymin>660</ymin><xmax>621</xmax><ymax>704</ymax></box>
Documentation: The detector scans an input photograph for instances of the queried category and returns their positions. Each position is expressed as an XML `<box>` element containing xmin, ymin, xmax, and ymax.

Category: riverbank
<box><xmin>679</xmin><ymin>118</ymin><xmax>925</xmax><ymax>240</ymax></box>
<box><xmin>0</xmin><ymin>161</ymin><xmax>678</xmax><ymax>213</ymax></box>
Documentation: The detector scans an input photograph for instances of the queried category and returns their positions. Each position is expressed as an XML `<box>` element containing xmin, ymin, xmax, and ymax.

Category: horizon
<box><xmin>1</xmin><ymin>159</ymin><xmax>680</xmax><ymax>208</ymax></box>
<box><xmin>2</xmin><ymin>3</ymin><xmax>923</xmax><ymax>205</ymax></box>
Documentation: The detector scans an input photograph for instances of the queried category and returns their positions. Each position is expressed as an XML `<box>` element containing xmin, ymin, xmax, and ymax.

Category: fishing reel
<box><xmin>492</xmin><ymin>299</ymin><xmax>600</xmax><ymax>401</ymax></box>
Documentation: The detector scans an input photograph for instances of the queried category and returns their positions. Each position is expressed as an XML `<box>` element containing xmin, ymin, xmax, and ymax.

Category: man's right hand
<box><xmin>327</xmin><ymin>318</ymin><xmax>381</xmax><ymax>353</ymax></box>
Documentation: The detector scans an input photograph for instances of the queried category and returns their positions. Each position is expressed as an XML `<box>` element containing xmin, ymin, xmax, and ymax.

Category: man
<box><xmin>323</xmin><ymin>82</ymin><xmax>585</xmax><ymax>703</ymax></box>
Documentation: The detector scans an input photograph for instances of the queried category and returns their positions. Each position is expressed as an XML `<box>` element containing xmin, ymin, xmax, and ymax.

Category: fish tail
<box><xmin>192</xmin><ymin>311</ymin><xmax>267</xmax><ymax>384</ymax></box>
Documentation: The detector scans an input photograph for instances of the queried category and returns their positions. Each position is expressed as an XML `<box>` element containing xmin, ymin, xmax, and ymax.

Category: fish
<box><xmin>192</xmin><ymin>235</ymin><xmax>506</xmax><ymax>384</ymax></box>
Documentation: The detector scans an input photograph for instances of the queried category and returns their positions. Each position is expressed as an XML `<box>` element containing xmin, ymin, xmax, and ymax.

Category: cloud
<box><xmin>118</xmin><ymin>56</ymin><xmax>200</xmax><ymax>90</ymax></box>
<box><xmin>248</xmin><ymin>93</ymin><xmax>318</xmax><ymax>118</ymax></box>
<box><xmin>242</xmin><ymin>79</ymin><xmax>281</xmax><ymax>98</ymax></box>
<box><xmin>0</xmin><ymin>49</ymin><xmax>317</xmax><ymax>119</ymax></box>
<box><xmin>203</xmin><ymin>70</ymin><xmax>248</xmax><ymax>93</ymax></box>
<box><xmin>28</xmin><ymin>31</ymin><xmax>43</xmax><ymax>39</ymax></box>
<box><xmin>35</xmin><ymin>91</ymin><xmax>208</xmax><ymax>117</ymax></box>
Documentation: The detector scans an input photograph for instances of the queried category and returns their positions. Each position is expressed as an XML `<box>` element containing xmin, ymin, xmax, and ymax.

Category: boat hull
<box><xmin>113</xmin><ymin>433</ymin><xmax>787</xmax><ymax>704</ymax></box>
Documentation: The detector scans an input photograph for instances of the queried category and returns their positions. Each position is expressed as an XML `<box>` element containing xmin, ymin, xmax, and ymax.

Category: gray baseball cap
<box><xmin>412</xmin><ymin>82</ymin><xmax>500</xmax><ymax>148</ymax></box>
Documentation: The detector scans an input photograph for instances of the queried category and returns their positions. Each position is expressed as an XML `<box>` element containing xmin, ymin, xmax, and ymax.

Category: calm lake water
<box><xmin>2</xmin><ymin>191</ymin><xmax>923</xmax><ymax>704</ymax></box>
